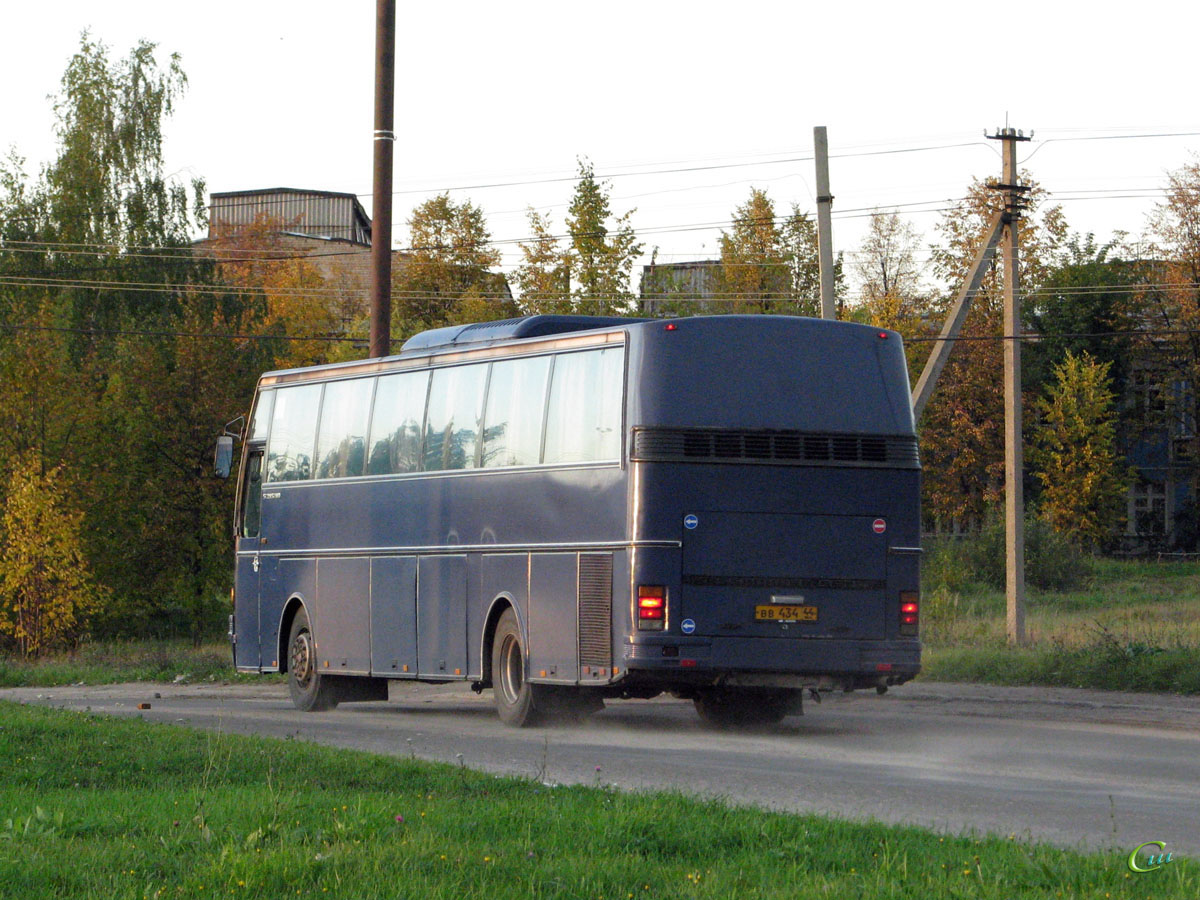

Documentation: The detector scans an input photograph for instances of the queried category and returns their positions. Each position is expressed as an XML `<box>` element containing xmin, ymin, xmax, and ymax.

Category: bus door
<box><xmin>234</xmin><ymin>446</ymin><xmax>265</xmax><ymax>669</ymax></box>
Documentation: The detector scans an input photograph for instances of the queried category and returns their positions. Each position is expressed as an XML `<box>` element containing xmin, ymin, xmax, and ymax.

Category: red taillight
<box><xmin>899</xmin><ymin>591</ymin><xmax>919</xmax><ymax>636</ymax></box>
<box><xmin>637</xmin><ymin>585</ymin><xmax>666</xmax><ymax>631</ymax></box>
<box><xmin>664</xmin><ymin>323</ymin><xmax>678</xmax><ymax>331</ymax></box>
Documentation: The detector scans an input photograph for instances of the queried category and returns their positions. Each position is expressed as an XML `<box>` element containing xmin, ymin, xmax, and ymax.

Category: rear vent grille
<box><xmin>632</xmin><ymin>428</ymin><xmax>919</xmax><ymax>468</ymax></box>
<box><xmin>577</xmin><ymin>554</ymin><xmax>613</xmax><ymax>668</ymax></box>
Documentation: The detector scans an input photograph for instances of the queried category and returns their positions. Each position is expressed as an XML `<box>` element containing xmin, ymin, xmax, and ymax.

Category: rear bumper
<box><xmin>621</xmin><ymin>637</ymin><xmax>920</xmax><ymax>689</ymax></box>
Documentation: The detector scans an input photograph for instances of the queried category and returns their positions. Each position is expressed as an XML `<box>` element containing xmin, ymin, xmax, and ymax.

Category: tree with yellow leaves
<box><xmin>1031</xmin><ymin>352</ymin><xmax>1131</xmax><ymax>550</ymax></box>
<box><xmin>0</xmin><ymin>453</ymin><xmax>102</xmax><ymax>657</ymax></box>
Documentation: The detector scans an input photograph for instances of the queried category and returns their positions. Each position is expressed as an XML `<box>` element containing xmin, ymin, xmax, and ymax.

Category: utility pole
<box><xmin>910</xmin><ymin>124</ymin><xmax>1032</xmax><ymax>645</ymax></box>
<box><xmin>813</xmin><ymin>126</ymin><xmax>836</xmax><ymax>320</ymax></box>
<box><xmin>990</xmin><ymin>126</ymin><xmax>1032</xmax><ymax>646</ymax></box>
<box><xmin>368</xmin><ymin>0</ymin><xmax>396</xmax><ymax>359</ymax></box>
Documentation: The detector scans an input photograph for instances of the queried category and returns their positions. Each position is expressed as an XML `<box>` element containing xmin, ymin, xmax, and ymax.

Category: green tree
<box><xmin>0</xmin><ymin>36</ymin><xmax>265</xmax><ymax>641</ymax></box>
<box><xmin>565</xmin><ymin>160</ymin><xmax>642</xmax><ymax>314</ymax></box>
<box><xmin>714</xmin><ymin>188</ymin><xmax>838</xmax><ymax>315</ymax></box>
<box><xmin>512</xmin><ymin>161</ymin><xmax>642</xmax><ymax>316</ymax></box>
<box><xmin>33</xmin><ymin>34</ymin><xmax>204</xmax><ymax>335</ymax></box>
<box><xmin>392</xmin><ymin>193</ymin><xmax>514</xmax><ymax>335</ymax></box>
<box><xmin>0</xmin><ymin>453</ymin><xmax>103</xmax><ymax>657</ymax></box>
<box><xmin>513</xmin><ymin>208</ymin><xmax>572</xmax><ymax>315</ymax></box>
<box><xmin>1025</xmin><ymin>234</ymin><xmax>1136</xmax><ymax>400</ymax></box>
<box><xmin>1031</xmin><ymin>352</ymin><xmax>1131</xmax><ymax>549</ymax></box>
<box><xmin>89</xmin><ymin>305</ymin><xmax>267</xmax><ymax>642</ymax></box>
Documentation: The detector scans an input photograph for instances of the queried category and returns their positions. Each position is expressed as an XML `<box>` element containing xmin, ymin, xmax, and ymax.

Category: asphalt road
<box><xmin>4</xmin><ymin>679</ymin><xmax>1198</xmax><ymax>857</ymax></box>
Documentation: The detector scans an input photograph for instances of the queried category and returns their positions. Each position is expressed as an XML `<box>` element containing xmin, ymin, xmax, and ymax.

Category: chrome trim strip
<box><xmin>887</xmin><ymin>546</ymin><xmax>924</xmax><ymax>554</ymax></box>
<box><xmin>262</xmin><ymin>458</ymin><xmax>620</xmax><ymax>489</ymax></box>
<box><xmin>238</xmin><ymin>540</ymin><xmax>680</xmax><ymax>558</ymax></box>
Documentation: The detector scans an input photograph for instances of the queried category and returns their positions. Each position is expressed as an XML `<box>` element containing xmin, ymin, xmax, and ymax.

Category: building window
<box><xmin>1128</xmin><ymin>481</ymin><xmax>1168</xmax><ymax>536</ymax></box>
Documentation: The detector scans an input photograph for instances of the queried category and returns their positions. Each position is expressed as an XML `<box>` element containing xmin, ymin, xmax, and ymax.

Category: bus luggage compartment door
<box><xmin>681</xmin><ymin>512</ymin><xmax>887</xmax><ymax>640</ymax></box>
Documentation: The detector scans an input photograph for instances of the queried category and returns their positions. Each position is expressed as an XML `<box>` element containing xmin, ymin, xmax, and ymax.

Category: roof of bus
<box><xmin>256</xmin><ymin>314</ymin><xmax>901</xmax><ymax>387</ymax></box>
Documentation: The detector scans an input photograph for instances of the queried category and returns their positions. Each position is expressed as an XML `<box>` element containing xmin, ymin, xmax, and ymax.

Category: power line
<box><xmin>3</xmin><ymin>318</ymin><xmax>1199</xmax><ymax>347</ymax></box>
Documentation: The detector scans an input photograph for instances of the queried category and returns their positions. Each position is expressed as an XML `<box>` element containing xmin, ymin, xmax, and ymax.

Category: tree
<box><xmin>0</xmin><ymin>453</ymin><xmax>103</xmax><ymax>657</ymax></box>
<box><xmin>1025</xmin><ymin>234</ymin><xmax>1136</xmax><ymax>401</ymax></box>
<box><xmin>920</xmin><ymin>176</ymin><xmax>1069</xmax><ymax>528</ymax></box>
<box><xmin>206</xmin><ymin>217</ymin><xmax>343</xmax><ymax>369</ymax></box>
<box><xmin>392</xmin><ymin>193</ymin><xmax>514</xmax><ymax>335</ymax></box>
<box><xmin>714</xmin><ymin>188</ymin><xmax>838</xmax><ymax>316</ymax></box>
<box><xmin>513</xmin><ymin>161</ymin><xmax>642</xmax><ymax>316</ymax></box>
<box><xmin>851</xmin><ymin>209</ymin><xmax>931</xmax><ymax>380</ymax></box>
<box><xmin>39</xmin><ymin>34</ymin><xmax>205</xmax><ymax>336</ymax></box>
<box><xmin>1031</xmin><ymin>352</ymin><xmax>1131</xmax><ymax>549</ymax></box>
<box><xmin>88</xmin><ymin>303</ymin><xmax>267</xmax><ymax>642</ymax></box>
<box><xmin>565</xmin><ymin>160</ymin><xmax>642</xmax><ymax>314</ymax></box>
<box><xmin>1141</xmin><ymin>158</ymin><xmax>1200</xmax><ymax>503</ymax></box>
<box><xmin>0</xmin><ymin>36</ymin><xmax>264</xmax><ymax>641</ymax></box>
<box><xmin>513</xmin><ymin>208</ymin><xmax>572</xmax><ymax>315</ymax></box>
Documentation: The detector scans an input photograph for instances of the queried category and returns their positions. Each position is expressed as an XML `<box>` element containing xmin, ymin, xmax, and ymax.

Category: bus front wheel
<box><xmin>492</xmin><ymin>608</ymin><xmax>543</xmax><ymax>727</ymax></box>
<box><xmin>287</xmin><ymin>608</ymin><xmax>339</xmax><ymax>712</ymax></box>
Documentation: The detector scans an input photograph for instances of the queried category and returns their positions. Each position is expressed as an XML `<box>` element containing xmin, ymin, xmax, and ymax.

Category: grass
<box><xmin>0</xmin><ymin>701</ymin><xmax>1194</xmax><ymax>899</ymax></box>
<box><xmin>920</xmin><ymin>557</ymin><xmax>1200</xmax><ymax>693</ymax></box>
<box><xmin>0</xmin><ymin>640</ymin><xmax>278</xmax><ymax>688</ymax></box>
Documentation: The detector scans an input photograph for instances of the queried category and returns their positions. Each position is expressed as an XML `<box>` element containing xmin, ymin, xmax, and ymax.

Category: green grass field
<box><xmin>0</xmin><ymin>701</ymin><xmax>1193</xmax><ymax>899</ymax></box>
<box><xmin>919</xmin><ymin>558</ymin><xmax>1200</xmax><ymax>693</ymax></box>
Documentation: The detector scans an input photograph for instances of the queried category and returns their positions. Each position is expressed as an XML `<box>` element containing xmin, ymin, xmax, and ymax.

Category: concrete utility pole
<box><xmin>368</xmin><ymin>0</ymin><xmax>396</xmax><ymax>359</ymax></box>
<box><xmin>813</xmin><ymin>126</ymin><xmax>837</xmax><ymax>320</ymax></box>
<box><xmin>910</xmin><ymin>125</ymin><xmax>1032</xmax><ymax>645</ymax></box>
<box><xmin>991</xmin><ymin>126</ymin><xmax>1032</xmax><ymax>646</ymax></box>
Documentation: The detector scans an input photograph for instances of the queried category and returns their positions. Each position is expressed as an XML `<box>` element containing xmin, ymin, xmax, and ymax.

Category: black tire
<box><xmin>693</xmin><ymin>688</ymin><xmax>797</xmax><ymax>729</ymax></box>
<box><xmin>491</xmin><ymin>608</ymin><xmax>544</xmax><ymax>727</ymax></box>
<box><xmin>287</xmin><ymin>608</ymin><xmax>339</xmax><ymax>712</ymax></box>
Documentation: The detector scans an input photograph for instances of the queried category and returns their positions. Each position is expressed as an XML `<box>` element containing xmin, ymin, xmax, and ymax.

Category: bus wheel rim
<box><xmin>291</xmin><ymin>631</ymin><xmax>314</xmax><ymax>689</ymax></box>
<box><xmin>500</xmin><ymin>634</ymin><xmax>522</xmax><ymax>704</ymax></box>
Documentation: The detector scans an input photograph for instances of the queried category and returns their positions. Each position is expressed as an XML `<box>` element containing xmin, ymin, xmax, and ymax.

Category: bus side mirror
<box><xmin>214</xmin><ymin>435</ymin><xmax>234</xmax><ymax>479</ymax></box>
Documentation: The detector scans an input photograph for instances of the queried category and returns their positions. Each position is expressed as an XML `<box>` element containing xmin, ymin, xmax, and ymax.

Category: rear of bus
<box><xmin>623</xmin><ymin>316</ymin><xmax>920</xmax><ymax>702</ymax></box>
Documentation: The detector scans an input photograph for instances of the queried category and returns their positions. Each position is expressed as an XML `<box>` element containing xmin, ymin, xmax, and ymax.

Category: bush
<box><xmin>923</xmin><ymin>511</ymin><xmax>1091</xmax><ymax>593</ymax></box>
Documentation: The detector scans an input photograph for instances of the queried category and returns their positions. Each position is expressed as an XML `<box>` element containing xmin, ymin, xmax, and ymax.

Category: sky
<box><xmin>3</xmin><ymin>0</ymin><xmax>1200</xmax><ymax>299</ymax></box>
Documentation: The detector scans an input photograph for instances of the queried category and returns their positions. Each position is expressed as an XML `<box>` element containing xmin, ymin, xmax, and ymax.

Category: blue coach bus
<box><xmin>218</xmin><ymin>314</ymin><xmax>921</xmax><ymax>727</ymax></box>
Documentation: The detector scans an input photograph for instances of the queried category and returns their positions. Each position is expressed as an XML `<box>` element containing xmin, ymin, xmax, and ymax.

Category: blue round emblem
<box><xmin>684</xmin><ymin>514</ymin><xmax>699</xmax><ymax>530</ymax></box>
<box><xmin>681</xmin><ymin>618</ymin><xmax>696</xmax><ymax>634</ymax></box>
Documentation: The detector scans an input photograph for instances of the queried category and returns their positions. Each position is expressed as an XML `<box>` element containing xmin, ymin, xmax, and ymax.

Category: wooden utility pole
<box><xmin>813</xmin><ymin>126</ymin><xmax>837</xmax><ymax>320</ymax></box>
<box><xmin>368</xmin><ymin>0</ymin><xmax>396</xmax><ymax>359</ymax></box>
<box><xmin>991</xmin><ymin>126</ymin><xmax>1032</xmax><ymax>645</ymax></box>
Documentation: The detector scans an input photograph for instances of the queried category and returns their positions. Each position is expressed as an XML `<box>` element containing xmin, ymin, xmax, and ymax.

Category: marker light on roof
<box><xmin>878</xmin><ymin>331</ymin><xmax>889</xmax><ymax>339</ymax></box>
<box><xmin>665</xmin><ymin>323</ymin><xmax>678</xmax><ymax>331</ymax></box>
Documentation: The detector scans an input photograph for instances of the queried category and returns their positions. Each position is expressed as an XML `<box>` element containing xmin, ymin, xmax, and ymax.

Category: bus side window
<box><xmin>249</xmin><ymin>390</ymin><xmax>274</xmax><ymax>442</ymax></box>
<box><xmin>543</xmin><ymin>348</ymin><xmax>624</xmax><ymax>464</ymax></box>
<box><xmin>241</xmin><ymin>450</ymin><xmax>263</xmax><ymax>538</ymax></box>
<box><xmin>315</xmin><ymin>377</ymin><xmax>374</xmax><ymax>479</ymax></box>
<box><xmin>482</xmin><ymin>356</ymin><xmax>551</xmax><ymax>468</ymax></box>
<box><xmin>267</xmin><ymin>383</ymin><xmax>322</xmax><ymax>482</ymax></box>
<box><xmin>367</xmin><ymin>370</ymin><xmax>429</xmax><ymax>475</ymax></box>
<box><xmin>425</xmin><ymin>364</ymin><xmax>488</xmax><ymax>471</ymax></box>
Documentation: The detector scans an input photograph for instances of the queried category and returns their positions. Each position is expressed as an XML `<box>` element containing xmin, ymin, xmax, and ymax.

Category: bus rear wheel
<box><xmin>287</xmin><ymin>608</ymin><xmax>339</xmax><ymax>712</ymax></box>
<box><xmin>492</xmin><ymin>608</ymin><xmax>545</xmax><ymax>727</ymax></box>
<box><xmin>693</xmin><ymin>688</ymin><xmax>797</xmax><ymax>729</ymax></box>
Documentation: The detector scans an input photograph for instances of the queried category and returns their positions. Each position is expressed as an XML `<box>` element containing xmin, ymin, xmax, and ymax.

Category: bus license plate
<box><xmin>755</xmin><ymin>605</ymin><xmax>817</xmax><ymax>622</ymax></box>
